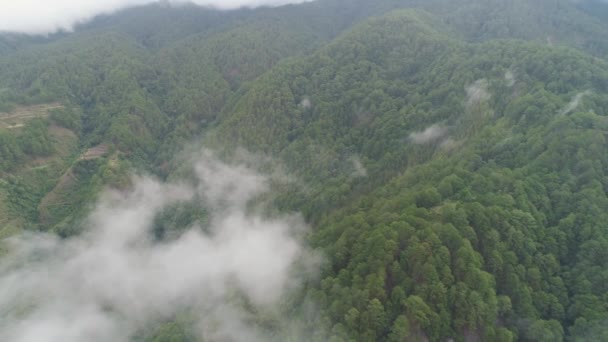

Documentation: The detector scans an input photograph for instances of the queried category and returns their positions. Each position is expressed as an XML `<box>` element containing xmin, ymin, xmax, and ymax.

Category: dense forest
<box><xmin>1</xmin><ymin>0</ymin><xmax>608</xmax><ymax>341</ymax></box>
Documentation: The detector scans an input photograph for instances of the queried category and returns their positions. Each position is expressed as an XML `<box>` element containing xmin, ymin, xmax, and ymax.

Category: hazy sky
<box><xmin>0</xmin><ymin>0</ymin><xmax>314</xmax><ymax>34</ymax></box>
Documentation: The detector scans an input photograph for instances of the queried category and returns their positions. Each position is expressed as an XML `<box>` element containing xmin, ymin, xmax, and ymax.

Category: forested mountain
<box><xmin>1</xmin><ymin>0</ymin><xmax>608</xmax><ymax>341</ymax></box>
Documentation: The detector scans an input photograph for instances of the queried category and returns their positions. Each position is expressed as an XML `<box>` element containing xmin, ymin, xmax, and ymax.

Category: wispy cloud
<box><xmin>504</xmin><ymin>70</ymin><xmax>516</xmax><ymax>87</ymax></box>
<box><xmin>409</xmin><ymin>124</ymin><xmax>449</xmax><ymax>144</ymax></box>
<box><xmin>559</xmin><ymin>90</ymin><xmax>591</xmax><ymax>116</ymax></box>
<box><xmin>0</xmin><ymin>150</ymin><xmax>319</xmax><ymax>342</ymax></box>
<box><xmin>349</xmin><ymin>155</ymin><xmax>367</xmax><ymax>177</ymax></box>
<box><xmin>466</xmin><ymin>79</ymin><xmax>490</xmax><ymax>107</ymax></box>
<box><xmin>0</xmin><ymin>0</ymin><xmax>314</xmax><ymax>35</ymax></box>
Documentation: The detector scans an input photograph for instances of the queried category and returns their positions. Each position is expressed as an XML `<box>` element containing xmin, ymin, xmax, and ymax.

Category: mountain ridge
<box><xmin>1</xmin><ymin>0</ymin><xmax>608</xmax><ymax>340</ymax></box>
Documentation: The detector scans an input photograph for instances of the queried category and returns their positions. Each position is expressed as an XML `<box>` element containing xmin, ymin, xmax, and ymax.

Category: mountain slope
<box><xmin>205</xmin><ymin>9</ymin><xmax>608</xmax><ymax>341</ymax></box>
<box><xmin>1</xmin><ymin>0</ymin><xmax>608</xmax><ymax>341</ymax></box>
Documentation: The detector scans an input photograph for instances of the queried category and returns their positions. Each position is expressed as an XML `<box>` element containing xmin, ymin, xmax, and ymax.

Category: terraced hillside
<box><xmin>0</xmin><ymin>103</ymin><xmax>62</xmax><ymax>129</ymax></box>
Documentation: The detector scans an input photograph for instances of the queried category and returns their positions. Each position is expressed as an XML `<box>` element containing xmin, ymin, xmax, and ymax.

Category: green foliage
<box><xmin>18</xmin><ymin>119</ymin><xmax>55</xmax><ymax>156</ymax></box>
<box><xmin>204</xmin><ymin>7</ymin><xmax>608</xmax><ymax>341</ymax></box>
<box><xmin>2</xmin><ymin>0</ymin><xmax>608</xmax><ymax>340</ymax></box>
<box><xmin>0</xmin><ymin>130</ymin><xmax>23</xmax><ymax>171</ymax></box>
<box><xmin>50</xmin><ymin>107</ymin><xmax>82</xmax><ymax>132</ymax></box>
<box><xmin>0</xmin><ymin>118</ymin><xmax>57</xmax><ymax>172</ymax></box>
<box><xmin>152</xmin><ymin>201</ymin><xmax>208</xmax><ymax>240</ymax></box>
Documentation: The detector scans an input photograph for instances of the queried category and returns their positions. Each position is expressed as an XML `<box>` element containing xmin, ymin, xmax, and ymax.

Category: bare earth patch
<box><xmin>81</xmin><ymin>144</ymin><xmax>109</xmax><ymax>160</ymax></box>
<box><xmin>0</xmin><ymin>103</ymin><xmax>63</xmax><ymax>129</ymax></box>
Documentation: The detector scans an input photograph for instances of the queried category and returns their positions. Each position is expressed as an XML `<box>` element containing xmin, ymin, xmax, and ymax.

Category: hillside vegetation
<box><xmin>1</xmin><ymin>0</ymin><xmax>608</xmax><ymax>341</ymax></box>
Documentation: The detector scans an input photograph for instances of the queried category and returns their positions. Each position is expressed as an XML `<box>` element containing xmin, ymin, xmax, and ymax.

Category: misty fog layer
<box><xmin>0</xmin><ymin>0</ymin><xmax>315</xmax><ymax>34</ymax></box>
<box><xmin>0</xmin><ymin>151</ymin><xmax>316</xmax><ymax>342</ymax></box>
<box><xmin>409</xmin><ymin>124</ymin><xmax>449</xmax><ymax>144</ymax></box>
<box><xmin>559</xmin><ymin>90</ymin><xmax>592</xmax><ymax>115</ymax></box>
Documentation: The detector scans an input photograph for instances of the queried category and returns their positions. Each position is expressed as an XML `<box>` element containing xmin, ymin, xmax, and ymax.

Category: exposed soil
<box><xmin>0</xmin><ymin>103</ymin><xmax>63</xmax><ymax>129</ymax></box>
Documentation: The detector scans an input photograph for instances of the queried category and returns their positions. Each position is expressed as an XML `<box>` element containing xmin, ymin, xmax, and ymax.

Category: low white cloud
<box><xmin>439</xmin><ymin>137</ymin><xmax>458</xmax><ymax>150</ymax></box>
<box><xmin>299</xmin><ymin>97</ymin><xmax>312</xmax><ymax>109</ymax></box>
<box><xmin>0</xmin><ymin>0</ymin><xmax>314</xmax><ymax>35</ymax></box>
<box><xmin>349</xmin><ymin>156</ymin><xmax>367</xmax><ymax>177</ymax></box>
<box><xmin>0</xmin><ymin>150</ymin><xmax>318</xmax><ymax>342</ymax></box>
<box><xmin>559</xmin><ymin>90</ymin><xmax>591</xmax><ymax>116</ymax></box>
<box><xmin>504</xmin><ymin>70</ymin><xmax>516</xmax><ymax>87</ymax></box>
<box><xmin>466</xmin><ymin>79</ymin><xmax>490</xmax><ymax>107</ymax></box>
<box><xmin>409</xmin><ymin>124</ymin><xmax>449</xmax><ymax>144</ymax></box>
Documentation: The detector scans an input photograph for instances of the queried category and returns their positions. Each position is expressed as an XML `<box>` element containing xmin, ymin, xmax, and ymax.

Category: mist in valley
<box><xmin>0</xmin><ymin>151</ymin><xmax>319</xmax><ymax>342</ymax></box>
